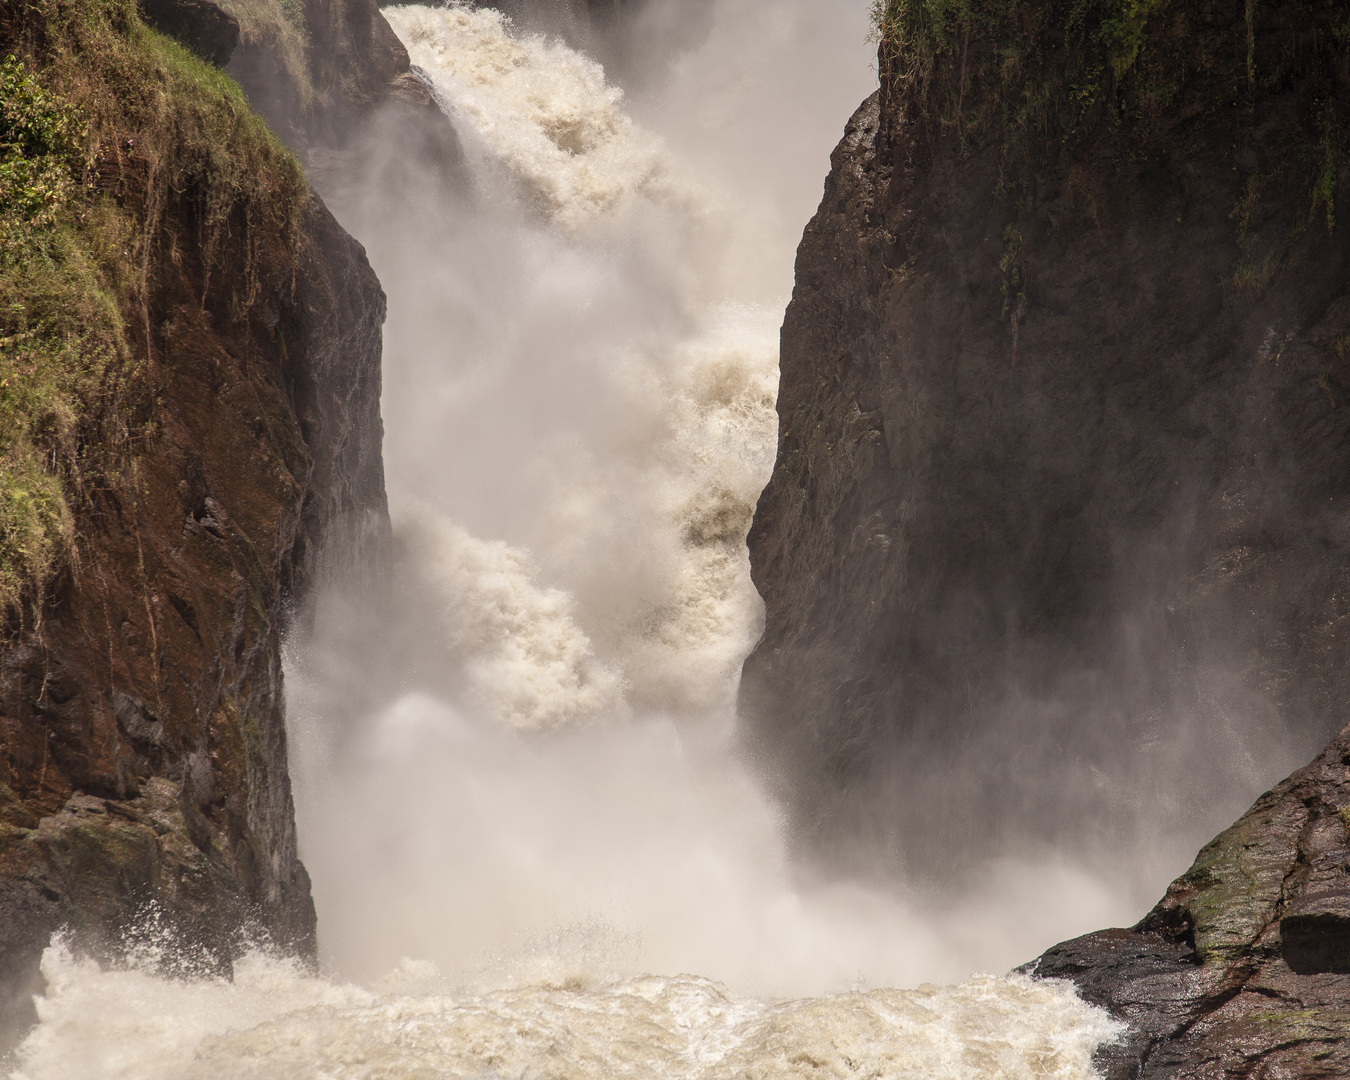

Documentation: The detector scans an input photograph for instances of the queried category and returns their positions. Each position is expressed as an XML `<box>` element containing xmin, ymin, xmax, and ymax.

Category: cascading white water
<box><xmin>9</xmin><ymin>3</ymin><xmax>1139</xmax><ymax>1076</ymax></box>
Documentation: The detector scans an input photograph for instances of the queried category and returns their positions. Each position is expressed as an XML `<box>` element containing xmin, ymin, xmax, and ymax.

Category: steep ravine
<box><xmin>0</xmin><ymin>0</ymin><xmax>409</xmax><ymax>1046</ymax></box>
<box><xmin>741</xmin><ymin>0</ymin><xmax>1350</xmax><ymax>1072</ymax></box>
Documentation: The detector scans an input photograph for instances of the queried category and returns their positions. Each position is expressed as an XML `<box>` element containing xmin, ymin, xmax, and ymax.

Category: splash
<box><xmin>11</xmin><ymin>944</ymin><xmax>1122</xmax><ymax>1080</ymax></box>
<box><xmin>279</xmin><ymin>0</ymin><xmax>1143</xmax><ymax>998</ymax></box>
<box><xmin>366</xmin><ymin>5</ymin><xmax>785</xmax><ymax>730</ymax></box>
<box><xmin>399</xmin><ymin>509</ymin><xmax>626</xmax><ymax>730</ymax></box>
<box><xmin>386</xmin><ymin>3</ymin><xmax>686</xmax><ymax>227</ymax></box>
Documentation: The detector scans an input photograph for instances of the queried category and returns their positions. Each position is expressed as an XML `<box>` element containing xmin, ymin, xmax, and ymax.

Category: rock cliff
<box><xmin>217</xmin><ymin>0</ymin><xmax>439</xmax><ymax>148</ymax></box>
<box><xmin>742</xmin><ymin>0</ymin><xmax>1350</xmax><ymax>1069</ymax></box>
<box><xmin>741</xmin><ymin>0</ymin><xmax>1350</xmax><ymax>877</ymax></box>
<box><xmin>0</xmin><ymin>0</ymin><xmax>388</xmax><ymax>1044</ymax></box>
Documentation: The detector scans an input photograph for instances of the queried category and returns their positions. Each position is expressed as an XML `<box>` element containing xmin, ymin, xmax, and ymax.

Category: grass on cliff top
<box><xmin>0</xmin><ymin>0</ymin><xmax>307</xmax><ymax>618</ymax></box>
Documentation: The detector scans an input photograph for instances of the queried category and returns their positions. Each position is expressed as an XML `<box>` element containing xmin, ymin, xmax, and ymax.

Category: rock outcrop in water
<box><xmin>741</xmin><ymin>0</ymin><xmax>1350</xmax><ymax>872</ymax></box>
<box><xmin>0</xmin><ymin>0</ymin><xmax>389</xmax><ymax>1046</ymax></box>
<box><xmin>1027</xmin><ymin>721</ymin><xmax>1350</xmax><ymax>1077</ymax></box>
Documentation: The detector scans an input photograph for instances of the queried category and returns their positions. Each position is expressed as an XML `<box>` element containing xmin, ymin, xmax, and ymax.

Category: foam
<box><xmin>386</xmin><ymin>3</ymin><xmax>688</xmax><ymax>228</ymax></box>
<box><xmin>12</xmin><ymin>946</ymin><xmax>1122</xmax><ymax>1080</ymax></box>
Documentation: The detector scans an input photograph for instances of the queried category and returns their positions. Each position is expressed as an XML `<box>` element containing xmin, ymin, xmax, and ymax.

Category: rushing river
<box><xmin>11</xmin><ymin>3</ymin><xmax>1134</xmax><ymax>1076</ymax></box>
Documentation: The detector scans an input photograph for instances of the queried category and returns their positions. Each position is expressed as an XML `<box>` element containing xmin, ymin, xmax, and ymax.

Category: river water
<box><xmin>10</xmin><ymin>4</ymin><xmax>1134</xmax><ymax>1076</ymax></box>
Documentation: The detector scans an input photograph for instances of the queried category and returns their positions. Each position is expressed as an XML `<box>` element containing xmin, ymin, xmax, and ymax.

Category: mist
<box><xmin>269</xmin><ymin>0</ymin><xmax>1160</xmax><ymax>1004</ymax></box>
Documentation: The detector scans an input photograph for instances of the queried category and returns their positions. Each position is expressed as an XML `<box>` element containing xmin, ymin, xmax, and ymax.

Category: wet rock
<box><xmin>1026</xmin><ymin>724</ymin><xmax>1350</xmax><ymax>1076</ymax></box>
<box><xmin>1282</xmin><ymin>909</ymin><xmax>1350</xmax><ymax>976</ymax></box>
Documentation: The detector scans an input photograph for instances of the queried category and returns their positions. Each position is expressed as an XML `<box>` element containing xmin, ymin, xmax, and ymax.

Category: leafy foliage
<box><xmin>0</xmin><ymin>56</ymin><xmax>87</xmax><ymax>232</ymax></box>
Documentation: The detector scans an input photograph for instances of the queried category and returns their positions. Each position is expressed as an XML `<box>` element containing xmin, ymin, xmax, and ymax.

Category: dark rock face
<box><xmin>1026</xmin><ymin>724</ymin><xmax>1350</xmax><ymax>1077</ymax></box>
<box><xmin>139</xmin><ymin>0</ymin><xmax>239</xmax><ymax>65</ymax></box>
<box><xmin>298</xmin><ymin>0</ymin><xmax>431</xmax><ymax>130</ymax></box>
<box><xmin>740</xmin><ymin>0</ymin><xmax>1350</xmax><ymax>878</ymax></box>
<box><xmin>0</xmin><ymin>192</ymin><xmax>387</xmax><ymax>1042</ymax></box>
<box><xmin>0</xmin><ymin>2</ymin><xmax>392</xmax><ymax>1043</ymax></box>
<box><xmin>220</xmin><ymin>0</ymin><xmax>465</xmax><ymax>239</ymax></box>
<box><xmin>745</xmin><ymin>0</ymin><xmax>1350</xmax><ymax>1069</ymax></box>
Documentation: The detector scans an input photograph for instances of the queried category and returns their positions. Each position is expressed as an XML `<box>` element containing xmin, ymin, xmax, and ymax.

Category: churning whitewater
<box><xmin>14</xmin><ymin>944</ymin><xmax>1121</xmax><ymax>1080</ymax></box>
<box><xmin>10</xmin><ymin>4</ymin><xmax>1129</xmax><ymax>1076</ymax></box>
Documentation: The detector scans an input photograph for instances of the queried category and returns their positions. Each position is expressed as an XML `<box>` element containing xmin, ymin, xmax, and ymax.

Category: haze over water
<box><xmin>11</xmin><ymin>4</ymin><xmax>1138</xmax><ymax>1076</ymax></box>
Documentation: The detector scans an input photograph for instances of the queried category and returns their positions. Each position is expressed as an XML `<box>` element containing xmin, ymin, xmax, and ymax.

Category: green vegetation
<box><xmin>0</xmin><ymin>56</ymin><xmax>107</xmax><ymax>610</ymax></box>
<box><xmin>0</xmin><ymin>57</ymin><xmax>87</xmax><ymax>235</ymax></box>
<box><xmin>868</xmin><ymin>0</ymin><xmax>1347</xmax><ymax>181</ymax></box>
<box><xmin>0</xmin><ymin>0</ymin><xmax>307</xmax><ymax>615</ymax></box>
<box><xmin>1231</xmin><ymin>249</ymin><xmax>1278</xmax><ymax>293</ymax></box>
<box><xmin>868</xmin><ymin>0</ymin><xmax>1185</xmax><ymax>153</ymax></box>
<box><xmin>1311</xmin><ymin>100</ymin><xmax>1343</xmax><ymax>234</ymax></box>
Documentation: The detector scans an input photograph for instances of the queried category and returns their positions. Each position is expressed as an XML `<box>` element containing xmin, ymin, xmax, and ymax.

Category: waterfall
<box><xmin>9</xmin><ymin>4</ymin><xmax>1130</xmax><ymax>1076</ymax></box>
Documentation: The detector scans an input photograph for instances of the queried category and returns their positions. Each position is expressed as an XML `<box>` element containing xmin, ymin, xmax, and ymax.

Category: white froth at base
<box><xmin>11</xmin><ymin>945</ymin><xmax>1121</xmax><ymax>1080</ymax></box>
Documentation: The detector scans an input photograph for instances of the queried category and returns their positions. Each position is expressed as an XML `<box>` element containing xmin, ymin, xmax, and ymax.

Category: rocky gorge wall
<box><xmin>0</xmin><ymin>0</ymin><xmax>438</xmax><ymax>1046</ymax></box>
<box><xmin>743</xmin><ymin>0</ymin><xmax>1350</xmax><ymax>870</ymax></box>
<box><xmin>740</xmin><ymin>0</ymin><xmax>1350</xmax><ymax>1071</ymax></box>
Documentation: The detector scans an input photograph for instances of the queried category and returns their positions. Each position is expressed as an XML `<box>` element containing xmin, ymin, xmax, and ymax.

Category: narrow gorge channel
<box><xmin>6</xmin><ymin>1</ymin><xmax>1341</xmax><ymax>1077</ymax></box>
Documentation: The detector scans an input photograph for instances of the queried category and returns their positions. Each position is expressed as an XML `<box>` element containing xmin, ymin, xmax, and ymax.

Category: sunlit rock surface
<box><xmin>1029</xmin><ymin>722</ymin><xmax>1350</xmax><ymax>1077</ymax></box>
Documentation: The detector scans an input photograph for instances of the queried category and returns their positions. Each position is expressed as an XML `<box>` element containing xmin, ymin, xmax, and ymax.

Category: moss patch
<box><xmin>869</xmin><ymin>0</ymin><xmax>1349</xmax><ymax>194</ymax></box>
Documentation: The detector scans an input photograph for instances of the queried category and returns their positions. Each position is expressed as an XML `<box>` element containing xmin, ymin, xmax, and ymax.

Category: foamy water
<box><xmin>13</xmin><ymin>944</ymin><xmax>1121</xmax><ymax>1080</ymax></box>
<box><xmin>390</xmin><ymin>4</ymin><xmax>686</xmax><ymax>226</ymax></box>
<box><xmin>10</xmin><ymin>4</ymin><xmax>1133</xmax><ymax>1076</ymax></box>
